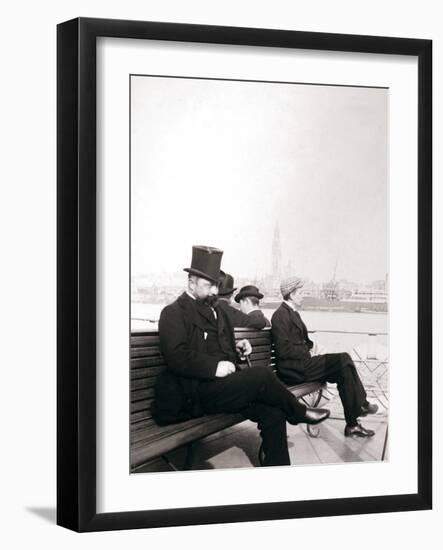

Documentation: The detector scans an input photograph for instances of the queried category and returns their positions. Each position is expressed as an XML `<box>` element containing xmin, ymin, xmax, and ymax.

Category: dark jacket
<box><xmin>217</xmin><ymin>298</ymin><xmax>267</xmax><ymax>329</ymax></box>
<box><xmin>248</xmin><ymin>309</ymin><xmax>271</xmax><ymax>328</ymax></box>
<box><xmin>152</xmin><ymin>292</ymin><xmax>237</xmax><ymax>425</ymax></box>
<box><xmin>271</xmin><ymin>302</ymin><xmax>313</xmax><ymax>383</ymax></box>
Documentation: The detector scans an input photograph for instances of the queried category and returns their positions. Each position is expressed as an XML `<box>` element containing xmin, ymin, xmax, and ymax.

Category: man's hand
<box><xmin>236</xmin><ymin>339</ymin><xmax>252</xmax><ymax>357</ymax></box>
<box><xmin>215</xmin><ymin>361</ymin><xmax>236</xmax><ymax>377</ymax></box>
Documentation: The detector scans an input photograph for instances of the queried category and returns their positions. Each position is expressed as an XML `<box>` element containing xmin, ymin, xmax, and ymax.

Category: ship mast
<box><xmin>323</xmin><ymin>257</ymin><xmax>339</xmax><ymax>301</ymax></box>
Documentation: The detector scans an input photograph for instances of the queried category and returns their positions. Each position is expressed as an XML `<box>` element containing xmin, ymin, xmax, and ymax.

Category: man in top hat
<box><xmin>271</xmin><ymin>276</ymin><xmax>379</xmax><ymax>438</ymax></box>
<box><xmin>217</xmin><ymin>271</ymin><xmax>268</xmax><ymax>329</ymax></box>
<box><xmin>235</xmin><ymin>285</ymin><xmax>271</xmax><ymax>328</ymax></box>
<box><xmin>153</xmin><ymin>246</ymin><xmax>330</xmax><ymax>467</ymax></box>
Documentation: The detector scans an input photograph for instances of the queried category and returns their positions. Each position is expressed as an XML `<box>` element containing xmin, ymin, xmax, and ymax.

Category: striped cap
<box><xmin>280</xmin><ymin>276</ymin><xmax>304</xmax><ymax>297</ymax></box>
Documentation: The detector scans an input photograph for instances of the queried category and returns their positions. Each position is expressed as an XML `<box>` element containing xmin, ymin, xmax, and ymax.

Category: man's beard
<box><xmin>197</xmin><ymin>295</ymin><xmax>219</xmax><ymax>307</ymax></box>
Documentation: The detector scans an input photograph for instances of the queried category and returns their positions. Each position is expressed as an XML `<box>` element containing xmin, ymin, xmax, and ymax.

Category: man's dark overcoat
<box><xmin>271</xmin><ymin>302</ymin><xmax>315</xmax><ymax>383</ymax></box>
<box><xmin>217</xmin><ymin>298</ymin><xmax>267</xmax><ymax>329</ymax></box>
<box><xmin>153</xmin><ymin>292</ymin><xmax>238</xmax><ymax>425</ymax></box>
<box><xmin>248</xmin><ymin>309</ymin><xmax>271</xmax><ymax>328</ymax></box>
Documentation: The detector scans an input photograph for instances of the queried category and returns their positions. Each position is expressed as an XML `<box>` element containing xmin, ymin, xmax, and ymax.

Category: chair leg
<box><xmin>183</xmin><ymin>442</ymin><xmax>195</xmax><ymax>470</ymax></box>
<box><xmin>381</xmin><ymin>425</ymin><xmax>389</xmax><ymax>461</ymax></box>
<box><xmin>161</xmin><ymin>454</ymin><xmax>179</xmax><ymax>471</ymax></box>
<box><xmin>160</xmin><ymin>442</ymin><xmax>196</xmax><ymax>471</ymax></box>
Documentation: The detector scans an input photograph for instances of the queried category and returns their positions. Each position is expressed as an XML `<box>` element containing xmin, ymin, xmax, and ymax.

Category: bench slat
<box><xmin>132</xmin><ymin>388</ymin><xmax>155</xmax><ymax>402</ymax></box>
<box><xmin>130</xmin><ymin>350</ymin><xmax>269</xmax><ymax>368</ymax></box>
<box><xmin>132</xmin><ymin>377</ymin><xmax>157</xmax><ymax>390</ymax></box>
<box><xmin>131</xmin><ymin>334</ymin><xmax>160</xmax><ymax>347</ymax></box>
<box><xmin>238</xmin><ymin>336</ymin><xmax>272</xmax><ymax>347</ymax></box>
<box><xmin>247</xmin><ymin>360</ymin><xmax>273</xmax><ymax>369</ymax></box>
<box><xmin>131</xmin><ymin>398</ymin><xmax>154</xmax><ymax>413</ymax></box>
<box><xmin>131</xmin><ymin>417</ymin><xmax>157</xmax><ymax>432</ymax></box>
<box><xmin>131</xmin><ymin>414</ymin><xmax>244</xmax><ymax>469</ymax></box>
<box><xmin>131</xmin><ymin>356</ymin><xmax>167</xmax><ymax>369</ymax></box>
<box><xmin>131</xmin><ymin>356</ymin><xmax>269</xmax><ymax>375</ymax></box>
<box><xmin>246</xmin><ymin>345</ymin><xmax>272</xmax><ymax>354</ymax></box>
<box><xmin>248</xmin><ymin>351</ymin><xmax>272</xmax><ymax>361</ymax></box>
<box><xmin>234</xmin><ymin>330</ymin><xmax>271</xmax><ymax>339</ymax></box>
<box><xmin>131</xmin><ymin>409</ymin><xmax>154</xmax><ymax>423</ymax></box>
<box><xmin>131</xmin><ymin>347</ymin><xmax>163</xmax><ymax>358</ymax></box>
<box><xmin>131</xmin><ymin>366</ymin><xmax>165</xmax><ymax>380</ymax></box>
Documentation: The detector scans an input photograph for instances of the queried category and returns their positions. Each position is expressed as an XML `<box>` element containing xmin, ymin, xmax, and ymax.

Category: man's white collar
<box><xmin>284</xmin><ymin>299</ymin><xmax>297</xmax><ymax>311</ymax></box>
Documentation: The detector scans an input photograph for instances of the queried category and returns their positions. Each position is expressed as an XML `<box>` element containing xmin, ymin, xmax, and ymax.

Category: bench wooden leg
<box><xmin>183</xmin><ymin>442</ymin><xmax>195</xmax><ymax>470</ymax></box>
<box><xmin>161</xmin><ymin>454</ymin><xmax>179</xmax><ymax>471</ymax></box>
<box><xmin>159</xmin><ymin>442</ymin><xmax>196</xmax><ymax>471</ymax></box>
<box><xmin>381</xmin><ymin>425</ymin><xmax>388</xmax><ymax>461</ymax></box>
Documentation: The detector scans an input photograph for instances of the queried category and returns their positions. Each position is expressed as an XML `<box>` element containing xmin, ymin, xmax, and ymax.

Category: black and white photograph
<box><xmin>53</xmin><ymin>12</ymin><xmax>432</xmax><ymax>534</ymax></box>
<box><xmin>130</xmin><ymin>75</ymin><xmax>389</xmax><ymax>473</ymax></box>
<box><xmin>1</xmin><ymin>0</ymin><xmax>437</xmax><ymax>540</ymax></box>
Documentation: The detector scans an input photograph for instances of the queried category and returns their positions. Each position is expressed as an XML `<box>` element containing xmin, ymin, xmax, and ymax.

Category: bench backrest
<box><xmin>130</xmin><ymin>328</ymin><xmax>274</xmax><ymax>429</ymax></box>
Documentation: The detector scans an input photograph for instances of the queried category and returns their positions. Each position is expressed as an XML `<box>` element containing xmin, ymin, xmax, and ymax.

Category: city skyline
<box><xmin>131</xmin><ymin>269</ymin><xmax>388</xmax><ymax>290</ymax></box>
<box><xmin>132</xmin><ymin>221</ymin><xmax>388</xmax><ymax>287</ymax></box>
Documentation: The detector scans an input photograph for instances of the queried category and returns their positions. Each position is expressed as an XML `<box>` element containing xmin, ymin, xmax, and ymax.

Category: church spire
<box><xmin>272</xmin><ymin>223</ymin><xmax>282</xmax><ymax>287</ymax></box>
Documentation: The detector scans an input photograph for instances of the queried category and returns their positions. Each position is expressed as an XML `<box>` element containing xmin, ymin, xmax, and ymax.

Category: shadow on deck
<box><xmin>136</xmin><ymin>386</ymin><xmax>388</xmax><ymax>473</ymax></box>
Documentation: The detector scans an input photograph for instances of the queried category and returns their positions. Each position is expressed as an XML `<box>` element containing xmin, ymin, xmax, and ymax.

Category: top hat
<box><xmin>183</xmin><ymin>245</ymin><xmax>223</xmax><ymax>284</ymax></box>
<box><xmin>235</xmin><ymin>285</ymin><xmax>264</xmax><ymax>303</ymax></box>
<box><xmin>218</xmin><ymin>270</ymin><xmax>237</xmax><ymax>296</ymax></box>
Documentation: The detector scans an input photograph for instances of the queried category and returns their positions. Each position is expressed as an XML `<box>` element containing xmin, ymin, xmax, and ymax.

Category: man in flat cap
<box><xmin>153</xmin><ymin>246</ymin><xmax>330</xmax><ymax>467</ymax></box>
<box><xmin>235</xmin><ymin>285</ymin><xmax>271</xmax><ymax>328</ymax></box>
<box><xmin>271</xmin><ymin>276</ymin><xmax>378</xmax><ymax>438</ymax></box>
<box><xmin>217</xmin><ymin>272</ymin><xmax>268</xmax><ymax>329</ymax></box>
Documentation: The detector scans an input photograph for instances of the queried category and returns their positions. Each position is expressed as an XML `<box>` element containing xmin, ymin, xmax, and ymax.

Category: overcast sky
<box><xmin>131</xmin><ymin>75</ymin><xmax>387</xmax><ymax>284</ymax></box>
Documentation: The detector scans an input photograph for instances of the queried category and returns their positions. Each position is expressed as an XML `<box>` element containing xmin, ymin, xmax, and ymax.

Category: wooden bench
<box><xmin>130</xmin><ymin>327</ymin><xmax>324</xmax><ymax>472</ymax></box>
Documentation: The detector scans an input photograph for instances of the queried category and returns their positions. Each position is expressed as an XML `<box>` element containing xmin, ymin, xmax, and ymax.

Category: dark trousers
<box><xmin>281</xmin><ymin>352</ymin><xmax>367</xmax><ymax>426</ymax></box>
<box><xmin>197</xmin><ymin>367</ymin><xmax>307</xmax><ymax>467</ymax></box>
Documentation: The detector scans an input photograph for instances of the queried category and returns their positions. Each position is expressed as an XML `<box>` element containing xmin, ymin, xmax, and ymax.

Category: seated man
<box><xmin>271</xmin><ymin>276</ymin><xmax>378</xmax><ymax>438</ymax></box>
<box><xmin>235</xmin><ymin>285</ymin><xmax>271</xmax><ymax>327</ymax></box>
<box><xmin>153</xmin><ymin>246</ymin><xmax>330</xmax><ymax>467</ymax></box>
<box><xmin>217</xmin><ymin>271</ymin><xmax>267</xmax><ymax>329</ymax></box>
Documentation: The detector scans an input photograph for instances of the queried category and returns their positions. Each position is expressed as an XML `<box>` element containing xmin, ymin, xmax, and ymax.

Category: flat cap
<box><xmin>280</xmin><ymin>276</ymin><xmax>304</xmax><ymax>297</ymax></box>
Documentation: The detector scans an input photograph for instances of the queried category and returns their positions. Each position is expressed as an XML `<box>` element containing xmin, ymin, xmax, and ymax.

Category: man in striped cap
<box><xmin>271</xmin><ymin>275</ymin><xmax>379</xmax><ymax>438</ymax></box>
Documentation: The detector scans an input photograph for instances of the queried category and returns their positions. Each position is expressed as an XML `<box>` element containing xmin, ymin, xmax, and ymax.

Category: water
<box><xmin>263</xmin><ymin>308</ymin><xmax>387</xmax><ymax>334</ymax></box>
<box><xmin>132</xmin><ymin>302</ymin><xmax>387</xmax><ymax>352</ymax></box>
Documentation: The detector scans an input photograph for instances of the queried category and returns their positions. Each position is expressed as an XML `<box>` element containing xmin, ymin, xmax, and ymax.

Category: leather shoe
<box><xmin>290</xmin><ymin>407</ymin><xmax>330</xmax><ymax>426</ymax></box>
<box><xmin>360</xmin><ymin>402</ymin><xmax>379</xmax><ymax>417</ymax></box>
<box><xmin>344</xmin><ymin>423</ymin><xmax>375</xmax><ymax>437</ymax></box>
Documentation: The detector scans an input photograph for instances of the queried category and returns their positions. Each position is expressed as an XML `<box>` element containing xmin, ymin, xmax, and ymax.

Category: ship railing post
<box><xmin>367</xmin><ymin>333</ymin><xmax>378</xmax><ymax>360</ymax></box>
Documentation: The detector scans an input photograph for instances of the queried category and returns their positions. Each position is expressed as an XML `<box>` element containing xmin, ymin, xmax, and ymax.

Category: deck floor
<box><xmin>136</xmin><ymin>386</ymin><xmax>388</xmax><ymax>473</ymax></box>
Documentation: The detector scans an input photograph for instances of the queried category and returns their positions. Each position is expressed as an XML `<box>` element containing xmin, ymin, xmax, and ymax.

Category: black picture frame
<box><xmin>57</xmin><ymin>17</ymin><xmax>432</xmax><ymax>532</ymax></box>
